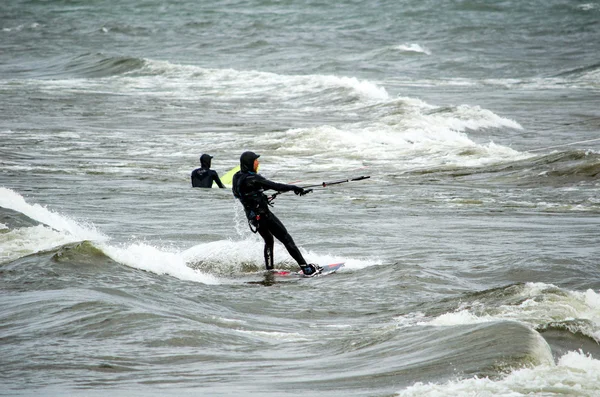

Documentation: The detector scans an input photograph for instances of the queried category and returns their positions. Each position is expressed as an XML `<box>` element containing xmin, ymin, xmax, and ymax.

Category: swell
<box><xmin>553</xmin><ymin>61</ymin><xmax>600</xmax><ymax>79</ymax></box>
<box><xmin>537</xmin><ymin>320</ymin><xmax>600</xmax><ymax>360</ymax></box>
<box><xmin>497</xmin><ymin>149</ymin><xmax>600</xmax><ymax>185</ymax></box>
<box><xmin>6</xmin><ymin>54</ymin><xmax>391</xmax><ymax>108</ymax></box>
<box><xmin>0</xmin><ymin>241</ymin><xmax>119</xmax><ymax>292</ymax></box>
<box><xmin>409</xmin><ymin>149</ymin><xmax>600</xmax><ymax>187</ymax></box>
<box><xmin>0</xmin><ymin>207</ymin><xmax>44</xmax><ymax>230</ymax></box>
<box><xmin>291</xmin><ymin>320</ymin><xmax>552</xmax><ymax>391</ymax></box>
<box><xmin>62</xmin><ymin>53</ymin><xmax>146</xmax><ymax>78</ymax></box>
<box><xmin>409</xmin><ymin>282</ymin><xmax>600</xmax><ymax>361</ymax></box>
<box><xmin>8</xmin><ymin>53</ymin><xmax>147</xmax><ymax>79</ymax></box>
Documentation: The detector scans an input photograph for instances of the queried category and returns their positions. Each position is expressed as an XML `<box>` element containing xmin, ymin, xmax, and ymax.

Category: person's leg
<box><xmin>257</xmin><ymin>220</ymin><xmax>275</xmax><ymax>270</ymax></box>
<box><xmin>265</xmin><ymin>212</ymin><xmax>306</xmax><ymax>265</ymax></box>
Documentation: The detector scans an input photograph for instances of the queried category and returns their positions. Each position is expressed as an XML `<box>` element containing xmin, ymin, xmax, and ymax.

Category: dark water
<box><xmin>1</xmin><ymin>1</ymin><xmax>600</xmax><ymax>396</ymax></box>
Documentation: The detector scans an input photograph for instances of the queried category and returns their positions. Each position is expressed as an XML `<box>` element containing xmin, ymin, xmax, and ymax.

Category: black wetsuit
<box><xmin>191</xmin><ymin>154</ymin><xmax>225</xmax><ymax>188</ymax></box>
<box><xmin>232</xmin><ymin>153</ymin><xmax>306</xmax><ymax>270</ymax></box>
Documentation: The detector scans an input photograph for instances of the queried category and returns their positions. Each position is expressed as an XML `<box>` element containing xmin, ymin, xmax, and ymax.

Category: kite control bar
<box><xmin>300</xmin><ymin>175</ymin><xmax>371</xmax><ymax>189</ymax></box>
<box><xmin>268</xmin><ymin>175</ymin><xmax>370</xmax><ymax>204</ymax></box>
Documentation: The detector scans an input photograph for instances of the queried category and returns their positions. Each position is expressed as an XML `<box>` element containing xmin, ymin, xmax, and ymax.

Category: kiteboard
<box><xmin>272</xmin><ymin>262</ymin><xmax>345</xmax><ymax>278</ymax></box>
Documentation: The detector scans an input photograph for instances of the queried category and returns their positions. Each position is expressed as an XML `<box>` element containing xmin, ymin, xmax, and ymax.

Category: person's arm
<box><xmin>212</xmin><ymin>171</ymin><xmax>226</xmax><ymax>189</ymax></box>
<box><xmin>255</xmin><ymin>174</ymin><xmax>303</xmax><ymax>194</ymax></box>
<box><xmin>191</xmin><ymin>169</ymin><xmax>199</xmax><ymax>187</ymax></box>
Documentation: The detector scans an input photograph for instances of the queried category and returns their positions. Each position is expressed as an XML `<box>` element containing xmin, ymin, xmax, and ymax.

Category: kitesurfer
<box><xmin>191</xmin><ymin>154</ymin><xmax>225</xmax><ymax>188</ymax></box>
<box><xmin>232</xmin><ymin>151</ymin><xmax>321</xmax><ymax>276</ymax></box>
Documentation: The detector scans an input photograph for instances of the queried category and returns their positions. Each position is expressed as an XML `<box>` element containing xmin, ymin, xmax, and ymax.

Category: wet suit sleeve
<box><xmin>212</xmin><ymin>171</ymin><xmax>226</xmax><ymax>189</ymax></box>
<box><xmin>253</xmin><ymin>174</ymin><xmax>299</xmax><ymax>192</ymax></box>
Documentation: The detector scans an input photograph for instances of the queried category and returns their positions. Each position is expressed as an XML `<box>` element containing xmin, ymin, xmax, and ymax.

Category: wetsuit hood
<box><xmin>240</xmin><ymin>151</ymin><xmax>260</xmax><ymax>172</ymax></box>
<box><xmin>200</xmin><ymin>154</ymin><xmax>213</xmax><ymax>169</ymax></box>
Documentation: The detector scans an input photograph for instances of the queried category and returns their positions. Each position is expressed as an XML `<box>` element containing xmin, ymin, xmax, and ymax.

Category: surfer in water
<box><xmin>232</xmin><ymin>151</ymin><xmax>322</xmax><ymax>277</ymax></box>
<box><xmin>191</xmin><ymin>154</ymin><xmax>225</xmax><ymax>188</ymax></box>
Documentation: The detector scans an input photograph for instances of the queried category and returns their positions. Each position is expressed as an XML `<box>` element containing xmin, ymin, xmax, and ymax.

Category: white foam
<box><xmin>423</xmin><ymin>310</ymin><xmax>495</xmax><ymax>326</ymax></box>
<box><xmin>0</xmin><ymin>188</ymin><xmax>377</xmax><ymax>283</ymax></box>
<box><xmin>397</xmin><ymin>43</ymin><xmax>432</xmax><ymax>55</ymax></box>
<box><xmin>0</xmin><ymin>225</ymin><xmax>77</xmax><ymax>264</ymax></box>
<box><xmin>99</xmin><ymin>242</ymin><xmax>219</xmax><ymax>285</ymax></box>
<box><xmin>140</xmin><ymin>60</ymin><xmax>389</xmax><ymax>101</ymax></box>
<box><xmin>0</xmin><ymin>188</ymin><xmax>108</xmax><ymax>262</ymax></box>
<box><xmin>270</xmin><ymin>99</ymin><xmax>529</xmax><ymax>172</ymax></box>
<box><xmin>2</xmin><ymin>24</ymin><xmax>24</xmax><ymax>32</ymax></box>
<box><xmin>93</xmin><ymin>234</ymin><xmax>375</xmax><ymax>285</ymax></box>
<box><xmin>450</xmin><ymin>104</ymin><xmax>522</xmax><ymax>130</ymax></box>
<box><xmin>0</xmin><ymin>187</ymin><xmax>106</xmax><ymax>242</ymax></box>
<box><xmin>303</xmin><ymin>250</ymin><xmax>381</xmax><ymax>271</ymax></box>
<box><xmin>578</xmin><ymin>3</ymin><xmax>599</xmax><ymax>11</ymax></box>
<box><xmin>320</xmin><ymin>75</ymin><xmax>389</xmax><ymax>100</ymax></box>
<box><xmin>183</xmin><ymin>237</ymin><xmax>266</xmax><ymax>274</ymax></box>
<box><xmin>235</xmin><ymin>329</ymin><xmax>309</xmax><ymax>342</ymax></box>
<box><xmin>181</xmin><ymin>237</ymin><xmax>379</xmax><ymax>273</ymax></box>
<box><xmin>509</xmin><ymin>283</ymin><xmax>600</xmax><ymax>341</ymax></box>
<box><xmin>397</xmin><ymin>350</ymin><xmax>600</xmax><ymax>397</ymax></box>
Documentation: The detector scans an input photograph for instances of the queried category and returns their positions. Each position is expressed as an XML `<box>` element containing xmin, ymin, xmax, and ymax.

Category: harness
<box><xmin>233</xmin><ymin>172</ymin><xmax>270</xmax><ymax>233</ymax></box>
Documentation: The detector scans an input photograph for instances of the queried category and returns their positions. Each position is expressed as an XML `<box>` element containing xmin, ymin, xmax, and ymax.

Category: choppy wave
<box><xmin>132</xmin><ymin>58</ymin><xmax>390</xmax><ymax>103</ymax></box>
<box><xmin>2</xmin><ymin>0</ymin><xmax>599</xmax><ymax>395</ymax></box>
<box><xmin>405</xmin><ymin>149</ymin><xmax>600</xmax><ymax>195</ymax></box>
<box><xmin>3</xmin><ymin>53</ymin><xmax>147</xmax><ymax>79</ymax></box>
<box><xmin>3</xmin><ymin>54</ymin><xmax>390</xmax><ymax>107</ymax></box>
<box><xmin>11</xmin><ymin>53</ymin><xmax>390</xmax><ymax>102</ymax></box>
<box><xmin>1</xmin><ymin>55</ymin><xmax>534</xmax><ymax>179</ymax></box>
<box><xmin>63</xmin><ymin>53</ymin><xmax>147</xmax><ymax>78</ymax></box>
<box><xmin>260</xmin><ymin>95</ymin><xmax>526</xmax><ymax>171</ymax></box>
<box><xmin>36</xmin><ymin>54</ymin><xmax>593</xmax><ymax>106</ymax></box>
<box><xmin>0</xmin><ymin>188</ymin><xmax>378</xmax><ymax>284</ymax></box>
<box><xmin>1</xmin><ymin>189</ymin><xmax>597</xmax><ymax>396</ymax></box>
<box><xmin>534</xmin><ymin>150</ymin><xmax>600</xmax><ymax>178</ymax></box>
<box><xmin>0</xmin><ymin>188</ymin><xmax>215</xmax><ymax>283</ymax></box>
<box><xmin>554</xmin><ymin>61</ymin><xmax>600</xmax><ymax>85</ymax></box>
<box><xmin>503</xmin><ymin>150</ymin><xmax>600</xmax><ymax>188</ymax></box>
<box><xmin>0</xmin><ymin>187</ymin><xmax>105</xmax><ymax>240</ymax></box>
<box><xmin>0</xmin><ymin>187</ymin><xmax>106</xmax><ymax>264</ymax></box>
<box><xmin>397</xmin><ymin>282</ymin><xmax>600</xmax><ymax>349</ymax></box>
<box><xmin>393</xmin><ymin>282</ymin><xmax>600</xmax><ymax>396</ymax></box>
<box><xmin>397</xmin><ymin>350</ymin><xmax>600</xmax><ymax>397</ymax></box>
<box><xmin>386</xmin><ymin>60</ymin><xmax>600</xmax><ymax>89</ymax></box>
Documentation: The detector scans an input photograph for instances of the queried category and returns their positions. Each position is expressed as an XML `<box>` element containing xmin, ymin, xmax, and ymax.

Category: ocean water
<box><xmin>1</xmin><ymin>0</ymin><xmax>600</xmax><ymax>396</ymax></box>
